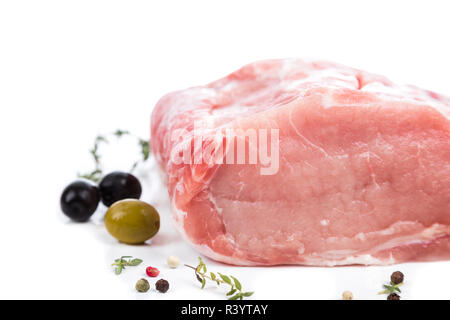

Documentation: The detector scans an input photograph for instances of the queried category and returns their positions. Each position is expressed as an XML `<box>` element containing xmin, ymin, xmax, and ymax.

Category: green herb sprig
<box><xmin>185</xmin><ymin>257</ymin><xmax>254</xmax><ymax>300</ymax></box>
<box><xmin>79</xmin><ymin>129</ymin><xmax>150</xmax><ymax>183</ymax></box>
<box><xmin>112</xmin><ymin>256</ymin><xmax>143</xmax><ymax>275</ymax></box>
<box><xmin>378</xmin><ymin>281</ymin><xmax>402</xmax><ymax>295</ymax></box>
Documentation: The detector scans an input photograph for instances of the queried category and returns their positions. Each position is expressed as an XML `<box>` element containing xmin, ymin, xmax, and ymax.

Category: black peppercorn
<box><xmin>155</xmin><ymin>279</ymin><xmax>170</xmax><ymax>293</ymax></box>
<box><xmin>387</xmin><ymin>293</ymin><xmax>400</xmax><ymax>300</ymax></box>
<box><xmin>390</xmin><ymin>271</ymin><xmax>404</xmax><ymax>285</ymax></box>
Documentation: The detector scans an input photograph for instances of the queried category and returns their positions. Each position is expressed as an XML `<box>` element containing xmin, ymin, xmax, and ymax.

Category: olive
<box><xmin>60</xmin><ymin>181</ymin><xmax>100</xmax><ymax>222</ymax></box>
<box><xmin>104</xmin><ymin>199</ymin><xmax>160</xmax><ymax>244</ymax></box>
<box><xmin>99</xmin><ymin>171</ymin><xmax>142</xmax><ymax>207</ymax></box>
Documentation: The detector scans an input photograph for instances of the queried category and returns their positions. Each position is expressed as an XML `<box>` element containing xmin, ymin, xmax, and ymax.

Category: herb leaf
<box><xmin>201</xmin><ymin>278</ymin><xmax>206</xmax><ymax>289</ymax></box>
<box><xmin>112</xmin><ymin>256</ymin><xmax>143</xmax><ymax>275</ymax></box>
<box><xmin>185</xmin><ymin>258</ymin><xmax>253</xmax><ymax>300</ymax></box>
<box><xmin>115</xmin><ymin>266</ymin><xmax>123</xmax><ymax>275</ymax></box>
<box><xmin>226</xmin><ymin>289</ymin><xmax>237</xmax><ymax>296</ymax></box>
<box><xmin>139</xmin><ymin>139</ymin><xmax>150</xmax><ymax>161</ymax></box>
<box><xmin>114</xmin><ymin>129</ymin><xmax>129</xmax><ymax>137</ymax></box>
<box><xmin>229</xmin><ymin>293</ymin><xmax>242</xmax><ymax>300</ymax></box>
<box><xmin>79</xmin><ymin>130</ymin><xmax>151</xmax><ymax>183</ymax></box>
<box><xmin>128</xmin><ymin>259</ymin><xmax>143</xmax><ymax>266</ymax></box>
<box><xmin>231</xmin><ymin>276</ymin><xmax>242</xmax><ymax>291</ymax></box>
<box><xmin>218</xmin><ymin>273</ymin><xmax>232</xmax><ymax>285</ymax></box>
<box><xmin>379</xmin><ymin>281</ymin><xmax>403</xmax><ymax>295</ymax></box>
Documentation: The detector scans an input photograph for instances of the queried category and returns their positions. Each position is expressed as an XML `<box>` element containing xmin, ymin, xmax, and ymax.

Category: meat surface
<box><xmin>151</xmin><ymin>59</ymin><xmax>450</xmax><ymax>266</ymax></box>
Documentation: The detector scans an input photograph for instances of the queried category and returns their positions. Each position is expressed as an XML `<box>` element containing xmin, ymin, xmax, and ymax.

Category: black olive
<box><xmin>60</xmin><ymin>181</ymin><xmax>100</xmax><ymax>222</ymax></box>
<box><xmin>99</xmin><ymin>171</ymin><xmax>142</xmax><ymax>207</ymax></box>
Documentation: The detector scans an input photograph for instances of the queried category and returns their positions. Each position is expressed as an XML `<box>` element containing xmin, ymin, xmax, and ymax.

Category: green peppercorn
<box><xmin>390</xmin><ymin>271</ymin><xmax>404</xmax><ymax>285</ymax></box>
<box><xmin>136</xmin><ymin>278</ymin><xmax>150</xmax><ymax>293</ymax></box>
<box><xmin>387</xmin><ymin>293</ymin><xmax>400</xmax><ymax>300</ymax></box>
<box><xmin>155</xmin><ymin>279</ymin><xmax>170</xmax><ymax>293</ymax></box>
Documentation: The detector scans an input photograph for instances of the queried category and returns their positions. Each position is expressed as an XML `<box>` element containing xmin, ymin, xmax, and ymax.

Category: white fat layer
<box><xmin>305</xmin><ymin>254</ymin><xmax>396</xmax><ymax>267</ymax></box>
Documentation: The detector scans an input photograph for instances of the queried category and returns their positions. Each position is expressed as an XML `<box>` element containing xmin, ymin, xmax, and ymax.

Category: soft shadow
<box><xmin>150</xmin><ymin>231</ymin><xmax>183</xmax><ymax>247</ymax></box>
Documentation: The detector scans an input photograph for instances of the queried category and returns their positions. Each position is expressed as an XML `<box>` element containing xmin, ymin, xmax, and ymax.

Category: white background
<box><xmin>0</xmin><ymin>0</ymin><xmax>449</xmax><ymax>299</ymax></box>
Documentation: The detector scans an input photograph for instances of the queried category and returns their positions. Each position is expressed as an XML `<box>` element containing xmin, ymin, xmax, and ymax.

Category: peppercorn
<box><xmin>387</xmin><ymin>293</ymin><xmax>400</xmax><ymax>300</ymax></box>
<box><xmin>136</xmin><ymin>278</ymin><xmax>150</xmax><ymax>293</ymax></box>
<box><xmin>146</xmin><ymin>266</ymin><xmax>160</xmax><ymax>277</ymax></box>
<box><xmin>167</xmin><ymin>255</ymin><xmax>180</xmax><ymax>269</ymax></box>
<box><xmin>390</xmin><ymin>271</ymin><xmax>404</xmax><ymax>285</ymax></box>
<box><xmin>155</xmin><ymin>279</ymin><xmax>170</xmax><ymax>293</ymax></box>
<box><xmin>342</xmin><ymin>291</ymin><xmax>354</xmax><ymax>300</ymax></box>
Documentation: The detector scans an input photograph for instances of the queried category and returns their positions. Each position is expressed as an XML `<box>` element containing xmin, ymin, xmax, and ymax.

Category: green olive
<box><xmin>105</xmin><ymin>199</ymin><xmax>160</xmax><ymax>244</ymax></box>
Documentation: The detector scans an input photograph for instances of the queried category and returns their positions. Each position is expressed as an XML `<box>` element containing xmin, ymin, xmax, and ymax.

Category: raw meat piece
<box><xmin>151</xmin><ymin>59</ymin><xmax>450</xmax><ymax>266</ymax></box>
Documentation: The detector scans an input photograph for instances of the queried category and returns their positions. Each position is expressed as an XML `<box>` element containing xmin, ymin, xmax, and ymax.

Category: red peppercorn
<box><xmin>146</xmin><ymin>266</ymin><xmax>160</xmax><ymax>277</ymax></box>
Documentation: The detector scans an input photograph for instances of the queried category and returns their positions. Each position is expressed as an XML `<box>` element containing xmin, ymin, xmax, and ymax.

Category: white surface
<box><xmin>0</xmin><ymin>0</ymin><xmax>449</xmax><ymax>299</ymax></box>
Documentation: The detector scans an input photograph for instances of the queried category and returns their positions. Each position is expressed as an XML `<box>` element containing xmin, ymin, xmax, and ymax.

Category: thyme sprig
<box><xmin>112</xmin><ymin>256</ymin><xmax>143</xmax><ymax>275</ymax></box>
<box><xmin>185</xmin><ymin>257</ymin><xmax>254</xmax><ymax>300</ymax></box>
<box><xmin>78</xmin><ymin>129</ymin><xmax>150</xmax><ymax>183</ymax></box>
<box><xmin>378</xmin><ymin>281</ymin><xmax>403</xmax><ymax>295</ymax></box>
